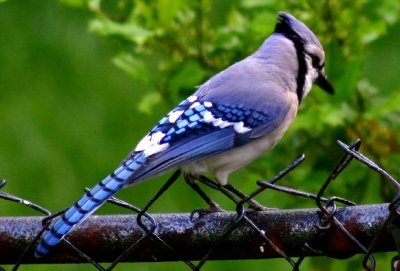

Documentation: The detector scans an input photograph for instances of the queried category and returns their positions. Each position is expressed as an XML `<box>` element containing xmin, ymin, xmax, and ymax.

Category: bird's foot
<box><xmin>244</xmin><ymin>198</ymin><xmax>276</xmax><ymax>212</ymax></box>
<box><xmin>244</xmin><ymin>205</ymin><xmax>277</xmax><ymax>213</ymax></box>
<box><xmin>190</xmin><ymin>205</ymin><xmax>225</xmax><ymax>221</ymax></box>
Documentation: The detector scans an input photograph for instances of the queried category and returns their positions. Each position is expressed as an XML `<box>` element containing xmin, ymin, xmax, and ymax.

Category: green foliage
<box><xmin>1</xmin><ymin>0</ymin><xmax>400</xmax><ymax>270</ymax></box>
<box><xmin>78</xmin><ymin>0</ymin><xmax>400</xmax><ymax>202</ymax></box>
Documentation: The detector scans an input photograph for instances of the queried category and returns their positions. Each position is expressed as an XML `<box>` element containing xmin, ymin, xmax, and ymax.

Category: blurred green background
<box><xmin>1</xmin><ymin>0</ymin><xmax>400</xmax><ymax>270</ymax></box>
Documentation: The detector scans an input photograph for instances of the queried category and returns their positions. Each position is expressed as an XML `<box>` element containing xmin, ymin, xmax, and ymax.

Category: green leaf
<box><xmin>112</xmin><ymin>52</ymin><xmax>149</xmax><ymax>82</ymax></box>
<box><xmin>99</xmin><ymin>0</ymin><xmax>133</xmax><ymax>22</ymax></box>
<box><xmin>364</xmin><ymin>91</ymin><xmax>400</xmax><ymax>119</ymax></box>
<box><xmin>241</xmin><ymin>0</ymin><xmax>277</xmax><ymax>8</ymax></box>
<box><xmin>361</xmin><ymin>20</ymin><xmax>386</xmax><ymax>44</ymax></box>
<box><xmin>89</xmin><ymin>17</ymin><xmax>153</xmax><ymax>45</ymax></box>
<box><xmin>168</xmin><ymin>61</ymin><xmax>207</xmax><ymax>91</ymax></box>
<box><xmin>377</xmin><ymin>0</ymin><xmax>400</xmax><ymax>24</ymax></box>
<box><xmin>138</xmin><ymin>92</ymin><xmax>162</xmax><ymax>115</ymax></box>
<box><xmin>59</xmin><ymin>0</ymin><xmax>86</xmax><ymax>7</ymax></box>
<box><xmin>157</xmin><ymin>0</ymin><xmax>187</xmax><ymax>26</ymax></box>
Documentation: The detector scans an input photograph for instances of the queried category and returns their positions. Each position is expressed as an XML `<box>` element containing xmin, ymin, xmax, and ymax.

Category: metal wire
<box><xmin>0</xmin><ymin>139</ymin><xmax>399</xmax><ymax>271</ymax></box>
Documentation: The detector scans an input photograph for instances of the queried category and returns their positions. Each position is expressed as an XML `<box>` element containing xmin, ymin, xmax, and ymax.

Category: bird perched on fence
<box><xmin>35</xmin><ymin>12</ymin><xmax>334</xmax><ymax>257</ymax></box>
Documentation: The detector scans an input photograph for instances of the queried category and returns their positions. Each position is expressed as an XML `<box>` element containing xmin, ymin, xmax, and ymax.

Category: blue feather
<box><xmin>132</xmin><ymin>127</ymin><xmax>239</xmax><ymax>181</ymax></box>
<box><xmin>34</xmin><ymin>153</ymin><xmax>147</xmax><ymax>257</ymax></box>
<box><xmin>34</xmin><ymin>97</ymin><xmax>285</xmax><ymax>258</ymax></box>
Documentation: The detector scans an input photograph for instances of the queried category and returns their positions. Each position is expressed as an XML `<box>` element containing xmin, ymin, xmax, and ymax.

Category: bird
<box><xmin>35</xmin><ymin>11</ymin><xmax>334</xmax><ymax>258</ymax></box>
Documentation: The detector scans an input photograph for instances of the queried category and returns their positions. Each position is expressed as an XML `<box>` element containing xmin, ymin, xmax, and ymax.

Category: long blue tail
<box><xmin>34</xmin><ymin>153</ymin><xmax>147</xmax><ymax>258</ymax></box>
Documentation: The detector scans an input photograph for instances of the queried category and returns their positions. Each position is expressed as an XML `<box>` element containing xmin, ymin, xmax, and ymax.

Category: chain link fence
<box><xmin>1</xmin><ymin>139</ymin><xmax>400</xmax><ymax>271</ymax></box>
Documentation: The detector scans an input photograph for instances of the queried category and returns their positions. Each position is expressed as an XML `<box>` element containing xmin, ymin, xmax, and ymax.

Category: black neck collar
<box><xmin>274</xmin><ymin>21</ymin><xmax>307</xmax><ymax>104</ymax></box>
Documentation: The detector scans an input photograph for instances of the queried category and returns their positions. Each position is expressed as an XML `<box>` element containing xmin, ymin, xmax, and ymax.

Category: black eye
<box><xmin>311</xmin><ymin>55</ymin><xmax>324</xmax><ymax>70</ymax></box>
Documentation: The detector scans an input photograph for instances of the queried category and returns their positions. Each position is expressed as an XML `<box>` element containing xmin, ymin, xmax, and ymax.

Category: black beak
<box><xmin>316</xmin><ymin>70</ymin><xmax>334</xmax><ymax>94</ymax></box>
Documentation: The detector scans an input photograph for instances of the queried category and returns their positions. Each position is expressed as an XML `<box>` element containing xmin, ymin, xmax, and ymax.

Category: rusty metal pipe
<box><xmin>0</xmin><ymin>204</ymin><xmax>394</xmax><ymax>264</ymax></box>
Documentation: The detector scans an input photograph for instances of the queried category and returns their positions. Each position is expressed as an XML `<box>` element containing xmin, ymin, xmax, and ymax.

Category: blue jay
<box><xmin>35</xmin><ymin>12</ymin><xmax>334</xmax><ymax>257</ymax></box>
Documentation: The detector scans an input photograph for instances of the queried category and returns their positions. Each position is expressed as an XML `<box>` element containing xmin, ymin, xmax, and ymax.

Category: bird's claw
<box><xmin>190</xmin><ymin>205</ymin><xmax>225</xmax><ymax>221</ymax></box>
<box><xmin>245</xmin><ymin>206</ymin><xmax>277</xmax><ymax>213</ymax></box>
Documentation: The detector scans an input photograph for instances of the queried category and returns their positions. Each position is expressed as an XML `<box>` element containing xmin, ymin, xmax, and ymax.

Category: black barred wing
<box><xmin>128</xmin><ymin>95</ymin><xmax>287</xmax><ymax>182</ymax></box>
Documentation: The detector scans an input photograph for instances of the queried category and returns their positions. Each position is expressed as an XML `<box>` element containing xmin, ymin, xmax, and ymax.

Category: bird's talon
<box><xmin>245</xmin><ymin>206</ymin><xmax>277</xmax><ymax>213</ymax></box>
<box><xmin>190</xmin><ymin>206</ymin><xmax>225</xmax><ymax>221</ymax></box>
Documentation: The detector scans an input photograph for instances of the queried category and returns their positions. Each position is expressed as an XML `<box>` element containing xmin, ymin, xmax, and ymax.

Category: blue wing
<box><xmin>126</xmin><ymin>95</ymin><xmax>288</xmax><ymax>181</ymax></box>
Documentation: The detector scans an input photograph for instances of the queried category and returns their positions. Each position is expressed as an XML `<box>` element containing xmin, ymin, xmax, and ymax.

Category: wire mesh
<box><xmin>1</xmin><ymin>139</ymin><xmax>399</xmax><ymax>270</ymax></box>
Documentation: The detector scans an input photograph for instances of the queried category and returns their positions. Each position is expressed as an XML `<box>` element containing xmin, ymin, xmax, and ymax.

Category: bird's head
<box><xmin>274</xmin><ymin>12</ymin><xmax>334</xmax><ymax>100</ymax></box>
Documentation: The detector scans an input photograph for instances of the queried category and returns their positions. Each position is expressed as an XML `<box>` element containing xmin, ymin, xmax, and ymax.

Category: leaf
<box><xmin>112</xmin><ymin>52</ymin><xmax>149</xmax><ymax>83</ymax></box>
<box><xmin>292</xmin><ymin>103</ymin><xmax>347</xmax><ymax>133</ymax></box>
<box><xmin>157</xmin><ymin>0</ymin><xmax>187</xmax><ymax>26</ymax></box>
<box><xmin>364</xmin><ymin>92</ymin><xmax>400</xmax><ymax>119</ymax></box>
<box><xmin>59</xmin><ymin>0</ymin><xmax>86</xmax><ymax>7</ymax></box>
<box><xmin>89</xmin><ymin>17</ymin><xmax>153</xmax><ymax>45</ymax></box>
<box><xmin>168</xmin><ymin>61</ymin><xmax>207</xmax><ymax>91</ymax></box>
<box><xmin>138</xmin><ymin>92</ymin><xmax>162</xmax><ymax>115</ymax></box>
<box><xmin>377</xmin><ymin>0</ymin><xmax>400</xmax><ymax>24</ymax></box>
<box><xmin>241</xmin><ymin>0</ymin><xmax>278</xmax><ymax>8</ymax></box>
<box><xmin>99</xmin><ymin>0</ymin><xmax>133</xmax><ymax>22</ymax></box>
<box><xmin>361</xmin><ymin>20</ymin><xmax>386</xmax><ymax>44</ymax></box>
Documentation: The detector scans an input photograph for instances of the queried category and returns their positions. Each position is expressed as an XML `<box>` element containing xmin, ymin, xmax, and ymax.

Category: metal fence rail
<box><xmin>1</xmin><ymin>139</ymin><xmax>400</xmax><ymax>271</ymax></box>
<box><xmin>0</xmin><ymin>204</ymin><xmax>394</xmax><ymax>265</ymax></box>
